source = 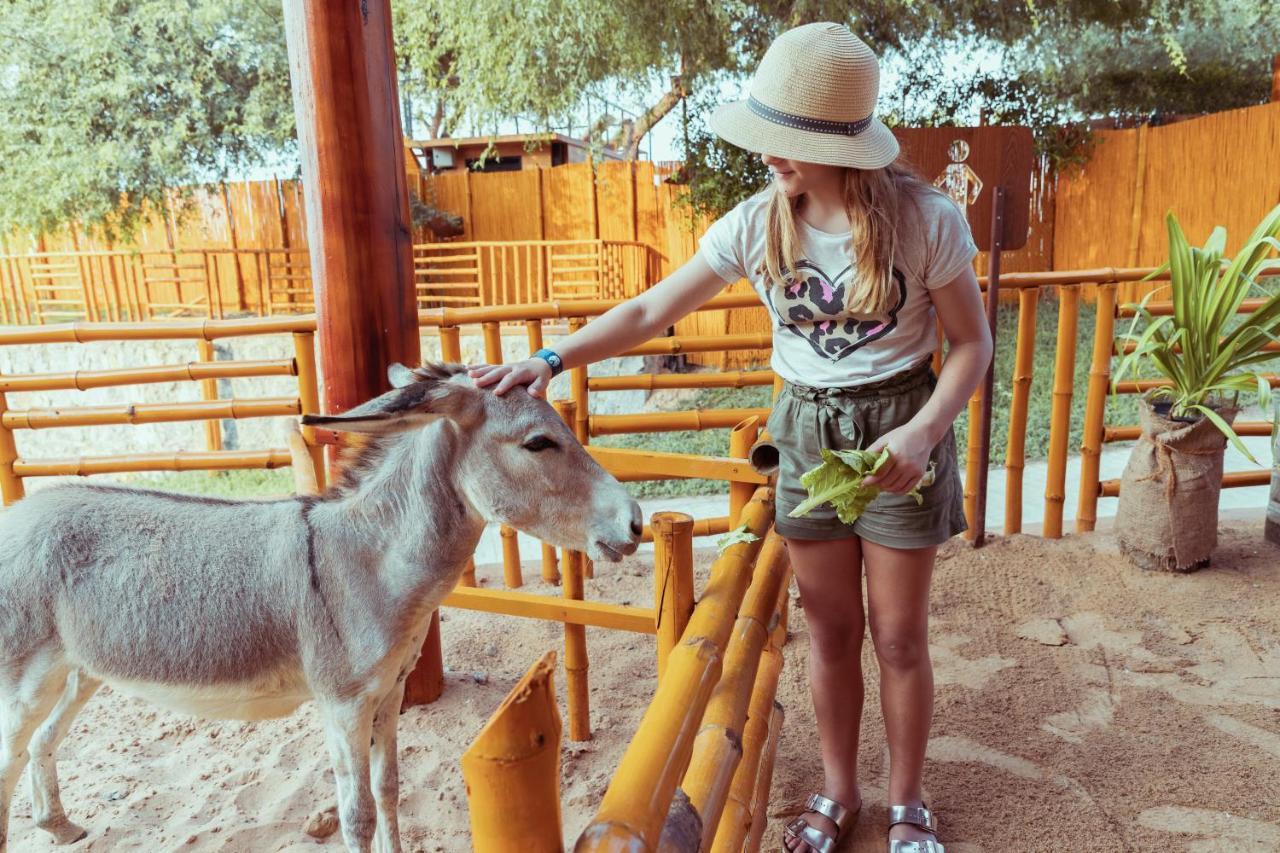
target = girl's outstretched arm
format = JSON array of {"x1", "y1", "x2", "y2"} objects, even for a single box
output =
[
  {"x1": 469, "y1": 254, "x2": 731, "y2": 397},
  {"x1": 865, "y1": 266, "x2": 992, "y2": 493}
]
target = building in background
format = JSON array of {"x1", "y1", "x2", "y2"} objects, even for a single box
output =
[{"x1": 406, "y1": 133, "x2": 623, "y2": 175}]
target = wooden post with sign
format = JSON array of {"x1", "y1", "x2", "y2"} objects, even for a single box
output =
[
  {"x1": 283, "y1": 0, "x2": 442, "y2": 704},
  {"x1": 893, "y1": 127, "x2": 1033, "y2": 547}
]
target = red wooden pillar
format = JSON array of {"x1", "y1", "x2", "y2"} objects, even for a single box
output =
[{"x1": 283, "y1": 0, "x2": 443, "y2": 706}]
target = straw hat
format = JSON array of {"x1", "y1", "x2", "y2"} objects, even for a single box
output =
[{"x1": 709, "y1": 22, "x2": 899, "y2": 169}]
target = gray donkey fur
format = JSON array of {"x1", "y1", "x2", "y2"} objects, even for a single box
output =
[{"x1": 0, "y1": 362, "x2": 642, "y2": 853}]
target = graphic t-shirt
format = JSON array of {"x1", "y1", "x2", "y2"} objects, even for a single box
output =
[{"x1": 698, "y1": 187, "x2": 978, "y2": 387}]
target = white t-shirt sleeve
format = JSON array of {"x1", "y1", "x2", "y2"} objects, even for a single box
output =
[
  {"x1": 923, "y1": 195, "x2": 979, "y2": 290},
  {"x1": 698, "y1": 208, "x2": 749, "y2": 284}
]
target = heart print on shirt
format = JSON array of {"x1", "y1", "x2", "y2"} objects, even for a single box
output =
[{"x1": 764, "y1": 260, "x2": 909, "y2": 362}]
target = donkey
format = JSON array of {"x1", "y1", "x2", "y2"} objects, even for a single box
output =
[{"x1": 0, "y1": 362, "x2": 642, "y2": 853}]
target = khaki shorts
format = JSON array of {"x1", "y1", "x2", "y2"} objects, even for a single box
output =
[{"x1": 768, "y1": 360, "x2": 968, "y2": 549}]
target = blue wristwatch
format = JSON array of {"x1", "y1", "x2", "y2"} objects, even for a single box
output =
[{"x1": 532, "y1": 348, "x2": 564, "y2": 377}]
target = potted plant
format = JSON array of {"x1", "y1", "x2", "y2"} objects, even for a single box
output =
[{"x1": 1112, "y1": 203, "x2": 1280, "y2": 571}]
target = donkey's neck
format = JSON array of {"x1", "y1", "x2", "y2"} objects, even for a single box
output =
[{"x1": 312, "y1": 423, "x2": 485, "y2": 587}]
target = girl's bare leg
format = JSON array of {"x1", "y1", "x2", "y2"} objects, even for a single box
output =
[
  {"x1": 783, "y1": 535, "x2": 866, "y2": 852},
  {"x1": 863, "y1": 539, "x2": 939, "y2": 846}
]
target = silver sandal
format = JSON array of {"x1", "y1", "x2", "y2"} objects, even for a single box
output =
[
  {"x1": 783, "y1": 793, "x2": 860, "y2": 853},
  {"x1": 887, "y1": 803, "x2": 945, "y2": 853}
]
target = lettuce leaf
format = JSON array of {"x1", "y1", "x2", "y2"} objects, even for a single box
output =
[
  {"x1": 715, "y1": 523, "x2": 760, "y2": 554},
  {"x1": 788, "y1": 448, "x2": 937, "y2": 525}
]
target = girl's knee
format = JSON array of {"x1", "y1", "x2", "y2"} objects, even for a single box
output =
[{"x1": 870, "y1": 628, "x2": 928, "y2": 670}]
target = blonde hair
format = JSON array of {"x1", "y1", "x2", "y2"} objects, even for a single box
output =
[{"x1": 762, "y1": 162, "x2": 931, "y2": 314}]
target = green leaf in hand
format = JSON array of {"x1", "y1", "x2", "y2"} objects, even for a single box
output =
[{"x1": 788, "y1": 448, "x2": 937, "y2": 525}]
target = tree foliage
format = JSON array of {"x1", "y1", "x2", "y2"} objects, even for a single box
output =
[{"x1": 0, "y1": 0, "x2": 293, "y2": 237}]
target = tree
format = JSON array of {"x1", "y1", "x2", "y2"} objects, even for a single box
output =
[{"x1": 0, "y1": 0, "x2": 293, "y2": 237}]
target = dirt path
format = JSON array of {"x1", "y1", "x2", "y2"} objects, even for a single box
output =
[{"x1": 7, "y1": 520, "x2": 1277, "y2": 851}]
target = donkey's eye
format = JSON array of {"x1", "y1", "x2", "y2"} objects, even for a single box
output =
[{"x1": 522, "y1": 435, "x2": 558, "y2": 452}]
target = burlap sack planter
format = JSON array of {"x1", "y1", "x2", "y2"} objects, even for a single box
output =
[{"x1": 1115, "y1": 395, "x2": 1237, "y2": 572}]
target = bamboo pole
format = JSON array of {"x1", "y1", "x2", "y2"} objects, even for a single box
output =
[
  {"x1": 0, "y1": 388, "x2": 24, "y2": 506},
  {"x1": 711, "y1": 652, "x2": 783, "y2": 853},
  {"x1": 562, "y1": 547, "x2": 591, "y2": 742},
  {"x1": 461, "y1": 650, "x2": 564, "y2": 851},
  {"x1": 621, "y1": 333, "x2": 772, "y2": 358},
  {"x1": 741, "y1": 703, "x2": 784, "y2": 853},
  {"x1": 1100, "y1": 469, "x2": 1271, "y2": 497},
  {"x1": 439, "y1": 325, "x2": 462, "y2": 362},
  {"x1": 461, "y1": 557, "x2": 477, "y2": 588},
  {"x1": 653, "y1": 512, "x2": 695, "y2": 681},
  {"x1": 575, "y1": 489, "x2": 773, "y2": 850},
  {"x1": 1076, "y1": 284, "x2": 1117, "y2": 533},
  {"x1": 0, "y1": 315, "x2": 316, "y2": 346},
  {"x1": 680, "y1": 532, "x2": 789, "y2": 850},
  {"x1": 962, "y1": 391, "x2": 981, "y2": 539},
  {"x1": 728, "y1": 417, "x2": 760, "y2": 527},
  {"x1": 501, "y1": 526, "x2": 524, "y2": 589},
  {"x1": 14, "y1": 448, "x2": 292, "y2": 477},
  {"x1": 443, "y1": 587, "x2": 655, "y2": 633},
  {"x1": 196, "y1": 340, "x2": 223, "y2": 454},
  {"x1": 1043, "y1": 286, "x2": 1080, "y2": 538},
  {"x1": 1105, "y1": 421, "x2": 1275, "y2": 442},
  {"x1": 591, "y1": 408, "x2": 771, "y2": 436},
  {"x1": 292, "y1": 331, "x2": 326, "y2": 489},
  {"x1": 641, "y1": 515, "x2": 731, "y2": 544},
  {"x1": 287, "y1": 425, "x2": 321, "y2": 497},
  {"x1": 2, "y1": 398, "x2": 301, "y2": 430},
  {"x1": 1004, "y1": 288, "x2": 1038, "y2": 534},
  {"x1": 589, "y1": 371, "x2": 775, "y2": 392},
  {"x1": 482, "y1": 320, "x2": 523, "y2": 586},
  {"x1": 569, "y1": 317, "x2": 590, "y2": 443},
  {"x1": 0, "y1": 360, "x2": 300, "y2": 394}
]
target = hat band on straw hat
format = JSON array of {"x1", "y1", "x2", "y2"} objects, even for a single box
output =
[{"x1": 746, "y1": 96, "x2": 874, "y2": 137}]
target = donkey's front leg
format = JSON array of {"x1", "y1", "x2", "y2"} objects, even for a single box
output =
[
  {"x1": 317, "y1": 695, "x2": 380, "y2": 853},
  {"x1": 370, "y1": 680, "x2": 407, "y2": 853}
]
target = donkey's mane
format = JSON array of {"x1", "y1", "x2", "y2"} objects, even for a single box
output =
[{"x1": 323, "y1": 361, "x2": 468, "y2": 499}]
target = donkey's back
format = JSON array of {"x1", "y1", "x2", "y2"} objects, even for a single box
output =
[{"x1": 0, "y1": 483, "x2": 312, "y2": 707}]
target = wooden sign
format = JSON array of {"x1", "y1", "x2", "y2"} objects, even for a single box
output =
[{"x1": 892, "y1": 126, "x2": 1034, "y2": 251}]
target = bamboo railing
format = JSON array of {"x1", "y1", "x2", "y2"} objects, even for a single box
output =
[{"x1": 0, "y1": 317, "x2": 324, "y2": 504}]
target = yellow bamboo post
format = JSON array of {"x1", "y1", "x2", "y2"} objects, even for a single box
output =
[
  {"x1": 653, "y1": 511, "x2": 695, "y2": 681},
  {"x1": 461, "y1": 650, "x2": 564, "y2": 852},
  {"x1": 1004, "y1": 288, "x2": 1038, "y2": 533},
  {"x1": 740, "y1": 703, "x2": 784, "y2": 853},
  {"x1": 569, "y1": 317, "x2": 590, "y2": 443},
  {"x1": 562, "y1": 547, "x2": 591, "y2": 742},
  {"x1": 681, "y1": 533, "x2": 789, "y2": 849},
  {"x1": 771, "y1": 373, "x2": 784, "y2": 402},
  {"x1": 196, "y1": 339, "x2": 224, "y2": 456},
  {"x1": 482, "y1": 319, "x2": 524, "y2": 586},
  {"x1": 501, "y1": 526, "x2": 524, "y2": 588},
  {"x1": 461, "y1": 556, "x2": 477, "y2": 588},
  {"x1": 1044, "y1": 286, "x2": 1080, "y2": 538},
  {"x1": 1077, "y1": 284, "x2": 1117, "y2": 533},
  {"x1": 541, "y1": 544, "x2": 561, "y2": 585},
  {"x1": 728, "y1": 417, "x2": 760, "y2": 526},
  {"x1": 576, "y1": 490, "x2": 773, "y2": 850},
  {"x1": 962, "y1": 390, "x2": 982, "y2": 539},
  {"x1": 439, "y1": 325, "x2": 463, "y2": 363},
  {"x1": 286, "y1": 425, "x2": 321, "y2": 497},
  {"x1": 292, "y1": 331, "x2": 326, "y2": 490},
  {"x1": 0, "y1": 387, "x2": 24, "y2": 506},
  {"x1": 525, "y1": 317, "x2": 544, "y2": 353},
  {"x1": 711, "y1": 651, "x2": 783, "y2": 853},
  {"x1": 932, "y1": 315, "x2": 945, "y2": 376}
]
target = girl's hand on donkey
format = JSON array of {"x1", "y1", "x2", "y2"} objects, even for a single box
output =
[
  {"x1": 468, "y1": 359, "x2": 552, "y2": 397},
  {"x1": 864, "y1": 423, "x2": 935, "y2": 494}
]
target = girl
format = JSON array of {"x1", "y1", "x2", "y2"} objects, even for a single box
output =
[{"x1": 469, "y1": 22, "x2": 991, "y2": 853}]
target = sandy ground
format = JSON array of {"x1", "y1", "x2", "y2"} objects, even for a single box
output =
[{"x1": 7, "y1": 518, "x2": 1280, "y2": 852}]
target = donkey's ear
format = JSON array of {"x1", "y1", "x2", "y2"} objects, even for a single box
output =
[
  {"x1": 387, "y1": 362, "x2": 419, "y2": 389},
  {"x1": 301, "y1": 373, "x2": 477, "y2": 435}
]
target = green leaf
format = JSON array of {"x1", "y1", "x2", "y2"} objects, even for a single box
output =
[
  {"x1": 714, "y1": 523, "x2": 760, "y2": 554},
  {"x1": 1190, "y1": 404, "x2": 1260, "y2": 465},
  {"x1": 789, "y1": 449, "x2": 937, "y2": 525}
]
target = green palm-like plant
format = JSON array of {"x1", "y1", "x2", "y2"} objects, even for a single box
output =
[{"x1": 1113, "y1": 204, "x2": 1280, "y2": 463}]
